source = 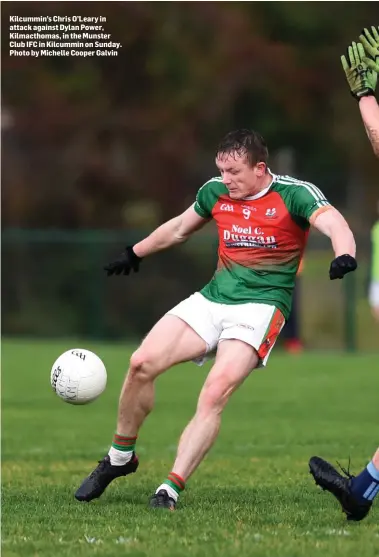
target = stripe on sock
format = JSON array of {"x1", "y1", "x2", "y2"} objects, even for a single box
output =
[
  {"x1": 113, "y1": 439, "x2": 136, "y2": 446},
  {"x1": 368, "y1": 484, "x2": 379, "y2": 501},
  {"x1": 363, "y1": 481, "x2": 378, "y2": 500},
  {"x1": 168, "y1": 473, "x2": 185, "y2": 489},
  {"x1": 112, "y1": 433, "x2": 137, "y2": 452},
  {"x1": 114, "y1": 434, "x2": 137, "y2": 442},
  {"x1": 166, "y1": 472, "x2": 185, "y2": 494},
  {"x1": 367, "y1": 460, "x2": 379, "y2": 481}
]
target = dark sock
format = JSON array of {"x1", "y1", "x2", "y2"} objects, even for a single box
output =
[{"x1": 350, "y1": 460, "x2": 379, "y2": 502}]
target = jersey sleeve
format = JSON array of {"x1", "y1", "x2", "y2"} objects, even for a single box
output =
[
  {"x1": 194, "y1": 179, "x2": 224, "y2": 219},
  {"x1": 289, "y1": 182, "x2": 331, "y2": 221}
]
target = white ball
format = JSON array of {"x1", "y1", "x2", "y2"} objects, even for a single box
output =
[{"x1": 50, "y1": 348, "x2": 107, "y2": 405}]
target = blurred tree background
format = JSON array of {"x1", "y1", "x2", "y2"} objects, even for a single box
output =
[
  {"x1": 1, "y1": 2, "x2": 378, "y2": 348},
  {"x1": 2, "y1": 1, "x2": 378, "y2": 228}
]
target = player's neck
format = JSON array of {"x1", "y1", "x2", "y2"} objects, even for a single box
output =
[{"x1": 244, "y1": 171, "x2": 274, "y2": 199}]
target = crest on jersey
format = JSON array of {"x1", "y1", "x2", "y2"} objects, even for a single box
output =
[
  {"x1": 265, "y1": 208, "x2": 277, "y2": 218},
  {"x1": 220, "y1": 203, "x2": 234, "y2": 212}
]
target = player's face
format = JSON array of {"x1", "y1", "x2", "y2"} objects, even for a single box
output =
[{"x1": 216, "y1": 152, "x2": 266, "y2": 199}]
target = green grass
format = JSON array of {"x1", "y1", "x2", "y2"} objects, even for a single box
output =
[{"x1": 2, "y1": 339, "x2": 379, "y2": 557}]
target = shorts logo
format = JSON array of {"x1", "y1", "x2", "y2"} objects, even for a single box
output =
[{"x1": 237, "y1": 323, "x2": 255, "y2": 331}]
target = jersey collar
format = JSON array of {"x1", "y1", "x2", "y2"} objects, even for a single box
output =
[{"x1": 242, "y1": 169, "x2": 277, "y2": 201}]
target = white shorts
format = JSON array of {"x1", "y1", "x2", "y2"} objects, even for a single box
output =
[
  {"x1": 369, "y1": 281, "x2": 379, "y2": 308},
  {"x1": 166, "y1": 292, "x2": 285, "y2": 368}
]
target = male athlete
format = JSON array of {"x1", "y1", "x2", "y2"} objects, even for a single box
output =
[
  {"x1": 309, "y1": 26, "x2": 379, "y2": 522},
  {"x1": 75, "y1": 128, "x2": 357, "y2": 510}
]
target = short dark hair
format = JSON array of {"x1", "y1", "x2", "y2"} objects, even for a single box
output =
[{"x1": 216, "y1": 129, "x2": 268, "y2": 166}]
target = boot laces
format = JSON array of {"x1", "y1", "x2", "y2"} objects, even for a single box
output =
[{"x1": 336, "y1": 456, "x2": 355, "y2": 480}]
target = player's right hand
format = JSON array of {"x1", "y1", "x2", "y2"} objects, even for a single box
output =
[
  {"x1": 104, "y1": 246, "x2": 142, "y2": 276},
  {"x1": 329, "y1": 254, "x2": 357, "y2": 280},
  {"x1": 360, "y1": 26, "x2": 379, "y2": 74},
  {"x1": 341, "y1": 42, "x2": 377, "y2": 100}
]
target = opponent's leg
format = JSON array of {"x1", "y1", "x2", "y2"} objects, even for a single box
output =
[
  {"x1": 75, "y1": 315, "x2": 207, "y2": 502},
  {"x1": 372, "y1": 448, "x2": 379, "y2": 468},
  {"x1": 349, "y1": 447, "x2": 379, "y2": 504},
  {"x1": 309, "y1": 447, "x2": 379, "y2": 521},
  {"x1": 150, "y1": 339, "x2": 259, "y2": 509}
]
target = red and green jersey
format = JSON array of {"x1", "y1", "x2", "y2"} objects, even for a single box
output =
[{"x1": 194, "y1": 172, "x2": 331, "y2": 319}]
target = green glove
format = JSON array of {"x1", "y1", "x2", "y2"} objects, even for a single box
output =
[
  {"x1": 360, "y1": 26, "x2": 379, "y2": 73},
  {"x1": 341, "y1": 42, "x2": 377, "y2": 100}
]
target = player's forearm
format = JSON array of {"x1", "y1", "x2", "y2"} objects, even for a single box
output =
[
  {"x1": 312, "y1": 208, "x2": 356, "y2": 258},
  {"x1": 133, "y1": 217, "x2": 188, "y2": 258},
  {"x1": 359, "y1": 96, "x2": 379, "y2": 158},
  {"x1": 329, "y1": 225, "x2": 356, "y2": 258}
]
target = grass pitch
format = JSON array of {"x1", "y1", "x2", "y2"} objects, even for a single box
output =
[{"x1": 2, "y1": 339, "x2": 379, "y2": 556}]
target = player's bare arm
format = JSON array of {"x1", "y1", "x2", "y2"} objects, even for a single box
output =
[
  {"x1": 133, "y1": 205, "x2": 209, "y2": 258},
  {"x1": 358, "y1": 27, "x2": 379, "y2": 157},
  {"x1": 104, "y1": 205, "x2": 209, "y2": 276},
  {"x1": 342, "y1": 29, "x2": 379, "y2": 158},
  {"x1": 310, "y1": 207, "x2": 357, "y2": 280},
  {"x1": 310, "y1": 207, "x2": 356, "y2": 258},
  {"x1": 359, "y1": 96, "x2": 379, "y2": 158}
]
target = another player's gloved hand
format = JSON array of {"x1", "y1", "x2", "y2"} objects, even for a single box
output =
[
  {"x1": 104, "y1": 246, "x2": 142, "y2": 276},
  {"x1": 360, "y1": 26, "x2": 379, "y2": 73},
  {"x1": 329, "y1": 254, "x2": 357, "y2": 280},
  {"x1": 341, "y1": 42, "x2": 377, "y2": 100}
]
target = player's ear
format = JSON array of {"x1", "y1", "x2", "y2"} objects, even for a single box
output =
[{"x1": 255, "y1": 162, "x2": 266, "y2": 177}]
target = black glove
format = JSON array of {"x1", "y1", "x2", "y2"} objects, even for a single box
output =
[
  {"x1": 329, "y1": 254, "x2": 357, "y2": 280},
  {"x1": 104, "y1": 246, "x2": 142, "y2": 276}
]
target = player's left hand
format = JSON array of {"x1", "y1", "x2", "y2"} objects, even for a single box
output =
[
  {"x1": 341, "y1": 41, "x2": 377, "y2": 99},
  {"x1": 360, "y1": 26, "x2": 379, "y2": 73},
  {"x1": 329, "y1": 254, "x2": 357, "y2": 280}
]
